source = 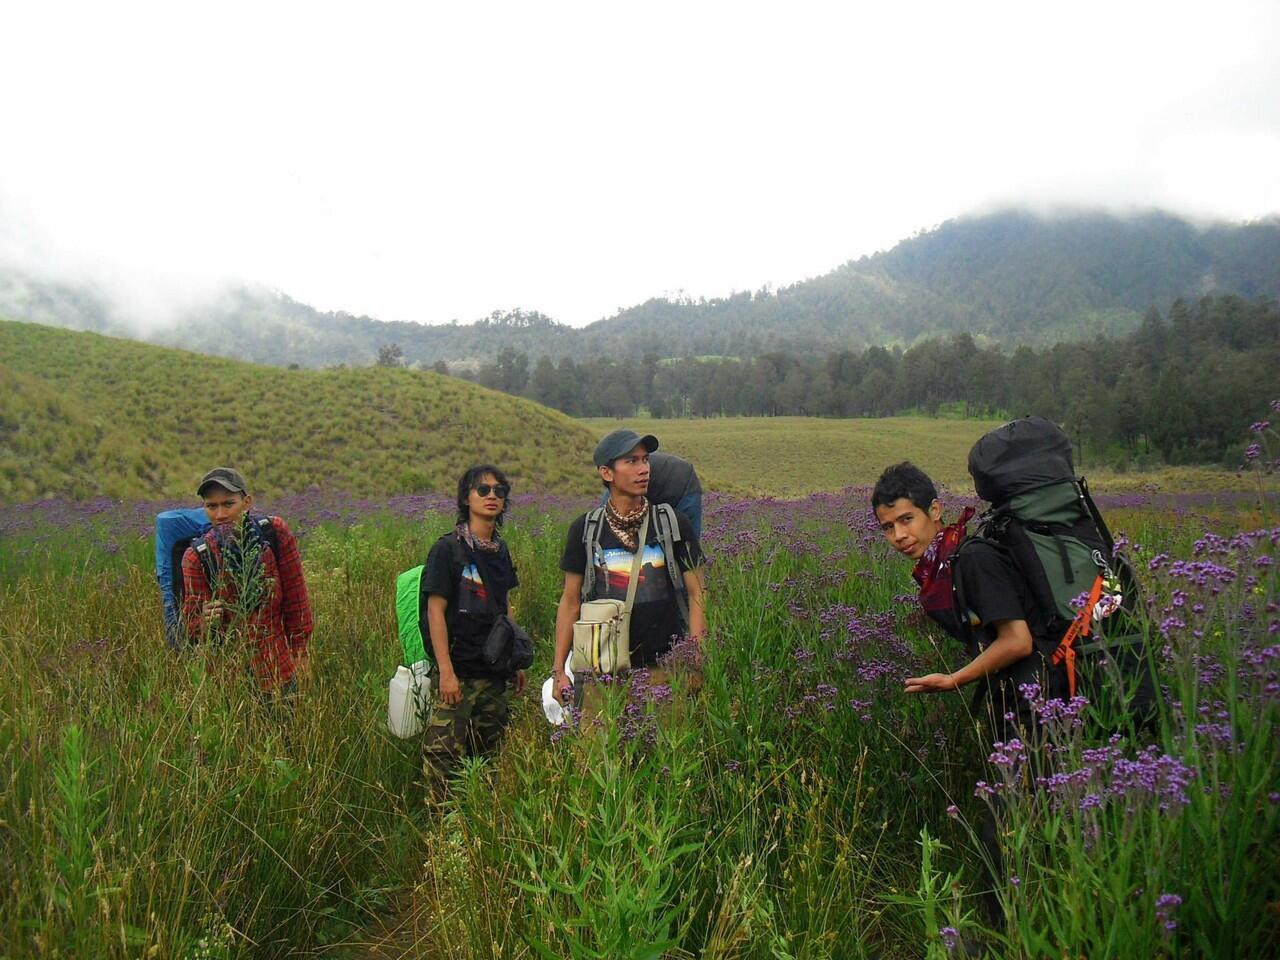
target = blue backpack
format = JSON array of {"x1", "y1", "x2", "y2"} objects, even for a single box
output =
[{"x1": 155, "y1": 509, "x2": 278, "y2": 650}]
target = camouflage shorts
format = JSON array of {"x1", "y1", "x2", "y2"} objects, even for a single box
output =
[{"x1": 421, "y1": 677, "x2": 512, "y2": 789}]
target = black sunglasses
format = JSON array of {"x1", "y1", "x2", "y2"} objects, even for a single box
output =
[{"x1": 475, "y1": 483, "x2": 509, "y2": 498}]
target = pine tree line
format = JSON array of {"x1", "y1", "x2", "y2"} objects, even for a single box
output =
[{"x1": 430, "y1": 295, "x2": 1277, "y2": 467}]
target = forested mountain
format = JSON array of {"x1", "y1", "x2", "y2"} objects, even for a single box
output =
[
  {"x1": 579, "y1": 211, "x2": 1280, "y2": 356},
  {"x1": 2, "y1": 209, "x2": 1277, "y2": 368}
]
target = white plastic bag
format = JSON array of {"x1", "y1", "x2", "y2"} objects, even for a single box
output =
[{"x1": 541, "y1": 659, "x2": 575, "y2": 726}]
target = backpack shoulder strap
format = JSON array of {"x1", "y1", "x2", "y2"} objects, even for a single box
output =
[
  {"x1": 447, "y1": 530, "x2": 470, "y2": 567},
  {"x1": 949, "y1": 533, "x2": 1011, "y2": 641},
  {"x1": 652, "y1": 502, "x2": 690, "y2": 627},
  {"x1": 190, "y1": 536, "x2": 218, "y2": 590},
  {"x1": 256, "y1": 515, "x2": 281, "y2": 562},
  {"x1": 1075, "y1": 477, "x2": 1115, "y2": 555},
  {"x1": 653, "y1": 501, "x2": 683, "y2": 543},
  {"x1": 580, "y1": 507, "x2": 606, "y2": 602}
]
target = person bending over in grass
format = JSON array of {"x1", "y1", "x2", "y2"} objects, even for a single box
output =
[
  {"x1": 552, "y1": 429, "x2": 707, "y2": 710},
  {"x1": 872, "y1": 460, "x2": 1069, "y2": 731},
  {"x1": 873, "y1": 461, "x2": 1067, "y2": 927},
  {"x1": 420, "y1": 465, "x2": 526, "y2": 801},
  {"x1": 181, "y1": 467, "x2": 313, "y2": 704}
]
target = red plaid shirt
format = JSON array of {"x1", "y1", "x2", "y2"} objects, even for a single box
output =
[{"x1": 182, "y1": 515, "x2": 313, "y2": 690}]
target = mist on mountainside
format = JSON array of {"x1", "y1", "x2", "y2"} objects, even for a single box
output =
[{"x1": 1, "y1": 207, "x2": 1277, "y2": 368}]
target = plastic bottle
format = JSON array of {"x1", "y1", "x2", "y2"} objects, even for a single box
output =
[{"x1": 387, "y1": 660, "x2": 432, "y2": 738}]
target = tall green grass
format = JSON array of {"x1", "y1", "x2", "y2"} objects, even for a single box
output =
[{"x1": 1, "y1": 486, "x2": 1276, "y2": 957}]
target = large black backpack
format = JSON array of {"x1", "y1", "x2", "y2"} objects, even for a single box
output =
[{"x1": 958, "y1": 418, "x2": 1151, "y2": 719}]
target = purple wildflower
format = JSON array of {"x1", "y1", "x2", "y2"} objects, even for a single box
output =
[
  {"x1": 988, "y1": 739, "x2": 1026, "y2": 769},
  {"x1": 1155, "y1": 892, "x2": 1182, "y2": 933},
  {"x1": 1109, "y1": 748, "x2": 1196, "y2": 811}
]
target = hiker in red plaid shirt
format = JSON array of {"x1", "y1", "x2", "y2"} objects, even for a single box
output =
[{"x1": 181, "y1": 467, "x2": 313, "y2": 696}]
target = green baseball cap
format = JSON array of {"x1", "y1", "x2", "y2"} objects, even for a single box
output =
[
  {"x1": 197, "y1": 467, "x2": 249, "y2": 497},
  {"x1": 593, "y1": 429, "x2": 658, "y2": 467}
]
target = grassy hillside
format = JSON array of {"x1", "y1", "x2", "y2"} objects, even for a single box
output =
[
  {"x1": 0, "y1": 320, "x2": 599, "y2": 504},
  {"x1": 580, "y1": 416, "x2": 1257, "y2": 496}
]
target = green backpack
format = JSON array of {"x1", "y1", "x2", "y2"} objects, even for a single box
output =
[
  {"x1": 395, "y1": 565, "x2": 428, "y2": 666},
  {"x1": 961, "y1": 418, "x2": 1154, "y2": 727},
  {"x1": 393, "y1": 534, "x2": 489, "y2": 667}
]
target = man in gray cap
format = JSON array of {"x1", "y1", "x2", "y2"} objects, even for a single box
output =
[
  {"x1": 180, "y1": 467, "x2": 313, "y2": 699},
  {"x1": 551, "y1": 429, "x2": 706, "y2": 706}
]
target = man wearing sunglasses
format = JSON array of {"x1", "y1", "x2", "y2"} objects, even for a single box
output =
[{"x1": 419, "y1": 464, "x2": 526, "y2": 799}]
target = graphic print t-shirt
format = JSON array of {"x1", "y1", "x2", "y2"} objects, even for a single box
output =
[
  {"x1": 421, "y1": 534, "x2": 518, "y2": 679},
  {"x1": 561, "y1": 508, "x2": 702, "y2": 667}
]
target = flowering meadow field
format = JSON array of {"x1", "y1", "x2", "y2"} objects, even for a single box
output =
[
  {"x1": 579, "y1": 416, "x2": 1260, "y2": 498},
  {"x1": 1, "y1": 447, "x2": 1277, "y2": 957}
]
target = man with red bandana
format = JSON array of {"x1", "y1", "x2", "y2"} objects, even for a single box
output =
[
  {"x1": 872, "y1": 460, "x2": 1058, "y2": 720},
  {"x1": 873, "y1": 460, "x2": 1062, "y2": 931}
]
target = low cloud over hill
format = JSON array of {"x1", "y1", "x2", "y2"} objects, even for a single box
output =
[{"x1": 1, "y1": 209, "x2": 1277, "y2": 370}]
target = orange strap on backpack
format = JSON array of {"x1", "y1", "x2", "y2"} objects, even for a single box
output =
[{"x1": 1051, "y1": 574, "x2": 1104, "y2": 698}]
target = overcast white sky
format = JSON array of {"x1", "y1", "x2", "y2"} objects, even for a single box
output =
[{"x1": 1, "y1": 1, "x2": 1277, "y2": 329}]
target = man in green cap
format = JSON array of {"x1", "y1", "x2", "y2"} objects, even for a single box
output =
[
  {"x1": 551, "y1": 429, "x2": 706, "y2": 707},
  {"x1": 181, "y1": 467, "x2": 313, "y2": 699}
]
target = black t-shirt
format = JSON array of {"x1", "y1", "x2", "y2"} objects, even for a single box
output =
[
  {"x1": 421, "y1": 534, "x2": 519, "y2": 679},
  {"x1": 950, "y1": 540, "x2": 1050, "y2": 651},
  {"x1": 560, "y1": 508, "x2": 703, "y2": 668},
  {"x1": 929, "y1": 539, "x2": 1062, "y2": 725}
]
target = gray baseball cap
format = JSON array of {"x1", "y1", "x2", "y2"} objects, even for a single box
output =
[
  {"x1": 593, "y1": 429, "x2": 659, "y2": 467},
  {"x1": 197, "y1": 467, "x2": 249, "y2": 497}
]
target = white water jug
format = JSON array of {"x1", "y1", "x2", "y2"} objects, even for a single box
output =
[{"x1": 387, "y1": 660, "x2": 432, "y2": 738}]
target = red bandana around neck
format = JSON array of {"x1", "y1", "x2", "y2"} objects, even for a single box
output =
[{"x1": 911, "y1": 506, "x2": 975, "y2": 616}]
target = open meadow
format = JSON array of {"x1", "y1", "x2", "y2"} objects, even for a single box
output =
[
  {"x1": 2, "y1": 418, "x2": 1277, "y2": 957},
  {"x1": 579, "y1": 416, "x2": 1258, "y2": 498}
]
